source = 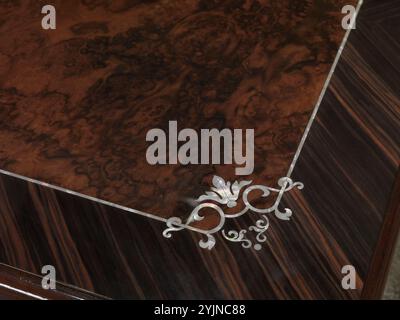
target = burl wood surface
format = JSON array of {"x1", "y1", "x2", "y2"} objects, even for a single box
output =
[
  {"x1": 1, "y1": 0, "x2": 399, "y2": 300},
  {"x1": 0, "y1": 0, "x2": 353, "y2": 222}
]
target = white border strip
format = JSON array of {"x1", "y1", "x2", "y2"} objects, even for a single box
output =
[
  {"x1": 0, "y1": 1, "x2": 363, "y2": 225},
  {"x1": 0, "y1": 169, "x2": 167, "y2": 223},
  {"x1": 286, "y1": 0, "x2": 363, "y2": 177}
]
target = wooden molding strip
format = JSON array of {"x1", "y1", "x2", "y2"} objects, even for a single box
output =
[
  {"x1": 362, "y1": 167, "x2": 400, "y2": 299},
  {"x1": 0, "y1": 264, "x2": 107, "y2": 300}
]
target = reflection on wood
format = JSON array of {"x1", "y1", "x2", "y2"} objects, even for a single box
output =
[
  {"x1": 0, "y1": 0, "x2": 352, "y2": 222},
  {"x1": 0, "y1": 0, "x2": 399, "y2": 300}
]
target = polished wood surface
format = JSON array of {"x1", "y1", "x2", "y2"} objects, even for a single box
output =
[
  {"x1": 0, "y1": 264, "x2": 106, "y2": 300},
  {"x1": 362, "y1": 170, "x2": 400, "y2": 298},
  {"x1": 0, "y1": 0, "x2": 399, "y2": 300},
  {"x1": 0, "y1": 0, "x2": 354, "y2": 224},
  {"x1": 283, "y1": 0, "x2": 400, "y2": 298}
]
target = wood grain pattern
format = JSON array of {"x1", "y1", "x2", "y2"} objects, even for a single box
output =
[
  {"x1": 0, "y1": 0, "x2": 399, "y2": 300},
  {"x1": 0, "y1": 264, "x2": 106, "y2": 300},
  {"x1": 0, "y1": 0, "x2": 354, "y2": 225},
  {"x1": 282, "y1": 0, "x2": 400, "y2": 298},
  {"x1": 362, "y1": 169, "x2": 400, "y2": 298}
]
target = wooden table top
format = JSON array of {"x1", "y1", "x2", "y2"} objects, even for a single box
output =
[{"x1": 0, "y1": 0, "x2": 399, "y2": 299}]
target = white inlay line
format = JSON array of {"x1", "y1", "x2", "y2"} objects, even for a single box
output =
[
  {"x1": 0, "y1": 0, "x2": 363, "y2": 226},
  {"x1": 286, "y1": 0, "x2": 363, "y2": 178}
]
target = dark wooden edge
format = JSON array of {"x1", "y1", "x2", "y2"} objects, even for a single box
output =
[
  {"x1": 1, "y1": 178, "x2": 398, "y2": 300},
  {"x1": 0, "y1": 263, "x2": 108, "y2": 300},
  {"x1": 361, "y1": 166, "x2": 400, "y2": 299}
]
